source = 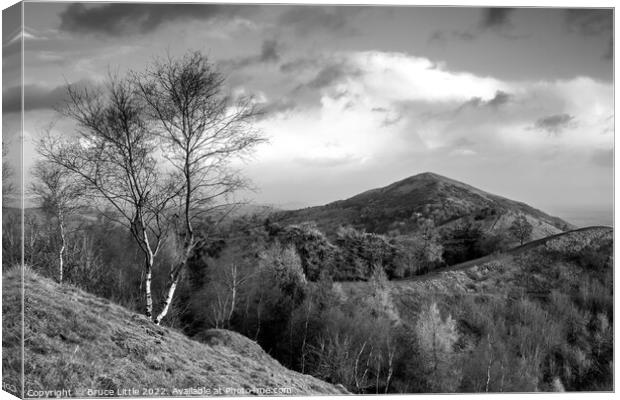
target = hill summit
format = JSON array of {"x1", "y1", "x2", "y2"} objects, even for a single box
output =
[
  {"x1": 276, "y1": 171, "x2": 572, "y2": 238},
  {"x1": 1, "y1": 267, "x2": 347, "y2": 397}
]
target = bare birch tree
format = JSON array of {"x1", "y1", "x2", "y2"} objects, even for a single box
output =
[
  {"x1": 134, "y1": 51, "x2": 266, "y2": 324},
  {"x1": 39, "y1": 76, "x2": 177, "y2": 319},
  {"x1": 29, "y1": 160, "x2": 85, "y2": 283}
]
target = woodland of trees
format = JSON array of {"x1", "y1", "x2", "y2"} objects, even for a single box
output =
[
  {"x1": 1, "y1": 51, "x2": 611, "y2": 393},
  {"x1": 2, "y1": 201, "x2": 612, "y2": 393}
]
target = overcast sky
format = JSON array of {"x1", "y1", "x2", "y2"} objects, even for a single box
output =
[{"x1": 2, "y1": 2, "x2": 614, "y2": 215}]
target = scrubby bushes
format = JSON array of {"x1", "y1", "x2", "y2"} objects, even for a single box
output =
[
  {"x1": 456, "y1": 289, "x2": 613, "y2": 392},
  {"x1": 268, "y1": 222, "x2": 337, "y2": 280},
  {"x1": 452, "y1": 236, "x2": 614, "y2": 392},
  {"x1": 333, "y1": 227, "x2": 398, "y2": 280},
  {"x1": 440, "y1": 221, "x2": 485, "y2": 265},
  {"x1": 391, "y1": 219, "x2": 444, "y2": 277},
  {"x1": 546, "y1": 231, "x2": 613, "y2": 275},
  {"x1": 270, "y1": 217, "x2": 518, "y2": 282},
  {"x1": 267, "y1": 221, "x2": 445, "y2": 281}
]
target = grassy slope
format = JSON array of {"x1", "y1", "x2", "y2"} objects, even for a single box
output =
[{"x1": 2, "y1": 267, "x2": 347, "y2": 396}]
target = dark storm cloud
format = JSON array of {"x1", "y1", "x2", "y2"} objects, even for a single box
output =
[
  {"x1": 3, "y1": 81, "x2": 94, "y2": 113},
  {"x1": 428, "y1": 30, "x2": 476, "y2": 44},
  {"x1": 479, "y1": 8, "x2": 515, "y2": 30},
  {"x1": 565, "y1": 9, "x2": 613, "y2": 36},
  {"x1": 259, "y1": 40, "x2": 280, "y2": 63},
  {"x1": 463, "y1": 98, "x2": 484, "y2": 108},
  {"x1": 307, "y1": 65, "x2": 347, "y2": 89},
  {"x1": 487, "y1": 91, "x2": 512, "y2": 107},
  {"x1": 458, "y1": 90, "x2": 513, "y2": 111},
  {"x1": 58, "y1": 3, "x2": 253, "y2": 36},
  {"x1": 4, "y1": 84, "x2": 64, "y2": 113},
  {"x1": 257, "y1": 98, "x2": 297, "y2": 120},
  {"x1": 219, "y1": 39, "x2": 281, "y2": 70},
  {"x1": 2, "y1": 85, "x2": 21, "y2": 113},
  {"x1": 280, "y1": 57, "x2": 322, "y2": 73},
  {"x1": 304, "y1": 63, "x2": 361, "y2": 90},
  {"x1": 534, "y1": 113, "x2": 575, "y2": 134},
  {"x1": 565, "y1": 9, "x2": 612, "y2": 61},
  {"x1": 278, "y1": 6, "x2": 362, "y2": 35},
  {"x1": 429, "y1": 8, "x2": 517, "y2": 44},
  {"x1": 275, "y1": 59, "x2": 362, "y2": 110}
]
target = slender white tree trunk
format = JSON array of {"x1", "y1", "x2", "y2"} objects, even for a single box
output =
[
  {"x1": 134, "y1": 220, "x2": 156, "y2": 321},
  {"x1": 153, "y1": 178, "x2": 194, "y2": 326},
  {"x1": 154, "y1": 258, "x2": 186, "y2": 325},
  {"x1": 154, "y1": 273, "x2": 179, "y2": 325},
  {"x1": 58, "y1": 218, "x2": 66, "y2": 283},
  {"x1": 145, "y1": 255, "x2": 154, "y2": 320},
  {"x1": 227, "y1": 264, "x2": 238, "y2": 326},
  {"x1": 300, "y1": 301, "x2": 312, "y2": 373},
  {"x1": 485, "y1": 335, "x2": 493, "y2": 392},
  {"x1": 153, "y1": 215, "x2": 194, "y2": 324}
]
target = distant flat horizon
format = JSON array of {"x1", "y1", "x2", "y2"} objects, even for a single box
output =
[
  {"x1": 550, "y1": 205, "x2": 613, "y2": 228},
  {"x1": 9, "y1": 200, "x2": 613, "y2": 229}
]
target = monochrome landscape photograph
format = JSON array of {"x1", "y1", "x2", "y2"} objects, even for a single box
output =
[{"x1": 1, "y1": 2, "x2": 614, "y2": 397}]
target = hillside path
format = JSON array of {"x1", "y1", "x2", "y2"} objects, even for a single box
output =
[{"x1": 402, "y1": 225, "x2": 613, "y2": 283}]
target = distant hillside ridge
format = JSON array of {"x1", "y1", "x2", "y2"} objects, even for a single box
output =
[
  {"x1": 275, "y1": 172, "x2": 573, "y2": 238},
  {"x1": 1, "y1": 267, "x2": 347, "y2": 397}
]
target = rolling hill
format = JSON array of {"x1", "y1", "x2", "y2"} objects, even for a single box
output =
[
  {"x1": 275, "y1": 172, "x2": 572, "y2": 239},
  {"x1": 1, "y1": 267, "x2": 348, "y2": 397}
]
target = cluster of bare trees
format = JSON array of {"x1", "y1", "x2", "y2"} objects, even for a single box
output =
[
  {"x1": 31, "y1": 51, "x2": 265, "y2": 324},
  {"x1": 29, "y1": 161, "x2": 86, "y2": 283}
]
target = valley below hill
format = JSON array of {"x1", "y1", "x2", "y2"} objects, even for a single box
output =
[{"x1": 338, "y1": 226, "x2": 614, "y2": 392}]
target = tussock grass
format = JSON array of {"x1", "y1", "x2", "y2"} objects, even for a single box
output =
[{"x1": 2, "y1": 267, "x2": 347, "y2": 397}]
